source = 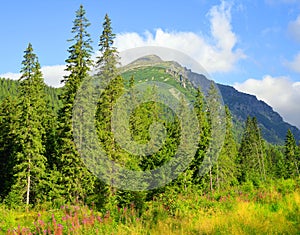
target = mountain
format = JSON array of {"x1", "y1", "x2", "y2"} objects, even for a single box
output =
[
  {"x1": 121, "y1": 55, "x2": 300, "y2": 144},
  {"x1": 1, "y1": 56, "x2": 299, "y2": 144},
  {"x1": 218, "y1": 84, "x2": 300, "y2": 144}
]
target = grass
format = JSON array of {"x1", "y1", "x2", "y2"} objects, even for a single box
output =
[
  {"x1": 122, "y1": 66, "x2": 197, "y2": 101},
  {"x1": 1, "y1": 181, "x2": 300, "y2": 234}
]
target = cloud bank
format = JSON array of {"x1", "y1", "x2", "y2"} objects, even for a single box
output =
[
  {"x1": 0, "y1": 65, "x2": 67, "y2": 88},
  {"x1": 115, "y1": 1, "x2": 245, "y2": 73},
  {"x1": 234, "y1": 75, "x2": 300, "y2": 129}
]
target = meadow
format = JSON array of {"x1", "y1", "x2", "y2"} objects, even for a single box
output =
[{"x1": 1, "y1": 179, "x2": 299, "y2": 235}]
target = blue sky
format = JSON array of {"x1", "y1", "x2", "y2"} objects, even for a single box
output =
[{"x1": 1, "y1": 0, "x2": 300, "y2": 128}]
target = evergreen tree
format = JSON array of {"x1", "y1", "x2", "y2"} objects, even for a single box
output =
[
  {"x1": 284, "y1": 129, "x2": 299, "y2": 178},
  {"x1": 96, "y1": 14, "x2": 119, "y2": 80},
  {"x1": 216, "y1": 106, "x2": 237, "y2": 188},
  {"x1": 169, "y1": 94, "x2": 196, "y2": 194},
  {"x1": 5, "y1": 43, "x2": 48, "y2": 206},
  {"x1": 56, "y1": 5, "x2": 95, "y2": 203},
  {"x1": 216, "y1": 106, "x2": 238, "y2": 190},
  {"x1": 95, "y1": 13, "x2": 125, "y2": 206},
  {"x1": 238, "y1": 116, "x2": 266, "y2": 184},
  {"x1": 265, "y1": 144, "x2": 285, "y2": 179},
  {"x1": 204, "y1": 82, "x2": 226, "y2": 191},
  {"x1": 190, "y1": 88, "x2": 210, "y2": 184}
]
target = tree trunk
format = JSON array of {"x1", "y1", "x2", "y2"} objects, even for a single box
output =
[
  {"x1": 209, "y1": 166, "x2": 213, "y2": 192},
  {"x1": 26, "y1": 159, "x2": 31, "y2": 205},
  {"x1": 216, "y1": 164, "x2": 220, "y2": 191}
]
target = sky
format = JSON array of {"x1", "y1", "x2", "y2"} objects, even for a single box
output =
[{"x1": 0, "y1": 0, "x2": 300, "y2": 129}]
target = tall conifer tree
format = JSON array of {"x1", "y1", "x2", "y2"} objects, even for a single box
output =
[
  {"x1": 238, "y1": 116, "x2": 266, "y2": 183},
  {"x1": 95, "y1": 14, "x2": 125, "y2": 203},
  {"x1": 56, "y1": 5, "x2": 95, "y2": 202},
  {"x1": 284, "y1": 129, "x2": 299, "y2": 178},
  {"x1": 190, "y1": 88, "x2": 210, "y2": 184},
  {"x1": 5, "y1": 43, "x2": 47, "y2": 206},
  {"x1": 205, "y1": 83, "x2": 225, "y2": 191},
  {"x1": 216, "y1": 106, "x2": 238, "y2": 189}
]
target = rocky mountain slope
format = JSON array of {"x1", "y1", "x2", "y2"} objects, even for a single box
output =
[{"x1": 122, "y1": 55, "x2": 300, "y2": 144}]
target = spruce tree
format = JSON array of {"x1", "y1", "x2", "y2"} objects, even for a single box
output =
[
  {"x1": 216, "y1": 106, "x2": 238, "y2": 189},
  {"x1": 96, "y1": 14, "x2": 119, "y2": 80},
  {"x1": 56, "y1": 5, "x2": 95, "y2": 203},
  {"x1": 95, "y1": 13, "x2": 126, "y2": 204},
  {"x1": 190, "y1": 88, "x2": 210, "y2": 184},
  {"x1": 265, "y1": 144, "x2": 285, "y2": 179},
  {"x1": 5, "y1": 43, "x2": 47, "y2": 206},
  {"x1": 284, "y1": 129, "x2": 299, "y2": 178},
  {"x1": 204, "y1": 82, "x2": 226, "y2": 191},
  {"x1": 238, "y1": 116, "x2": 266, "y2": 184}
]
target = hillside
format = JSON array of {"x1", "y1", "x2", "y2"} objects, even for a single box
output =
[
  {"x1": 0, "y1": 77, "x2": 62, "y2": 114},
  {"x1": 218, "y1": 85, "x2": 300, "y2": 144},
  {"x1": 121, "y1": 55, "x2": 300, "y2": 144}
]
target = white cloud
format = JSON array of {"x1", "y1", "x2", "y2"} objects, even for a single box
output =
[
  {"x1": 0, "y1": 65, "x2": 67, "y2": 88},
  {"x1": 288, "y1": 15, "x2": 300, "y2": 43},
  {"x1": 114, "y1": 0, "x2": 245, "y2": 73},
  {"x1": 41, "y1": 65, "x2": 67, "y2": 87},
  {"x1": 234, "y1": 75, "x2": 300, "y2": 129},
  {"x1": 0, "y1": 72, "x2": 21, "y2": 81},
  {"x1": 284, "y1": 52, "x2": 300, "y2": 73}
]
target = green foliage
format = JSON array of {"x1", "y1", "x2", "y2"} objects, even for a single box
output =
[
  {"x1": 96, "y1": 14, "x2": 119, "y2": 80},
  {"x1": 276, "y1": 178, "x2": 296, "y2": 195},
  {"x1": 0, "y1": 77, "x2": 62, "y2": 114},
  {"x1": 190, "y1": 88, "x2": 210, "y2": 185},
  {"x1": 217, "y1": 106, "x2": 238, "y2": 189},
  {"x1": 55, "y1": 5, "x2": 95, "y2": 203},
  {"x1": 238, "y1": 116, "x2": 267, "y2": 184},
  {"x1": 218, "y1": 84, "x2": 300, "y2": 145},
  {"x1": 1, "y1": 9, "x2": 300, "y2": 233},
  {"x1": 4, "y1": 43, "x2": 49, "y2": 206},
  {"x1": 0, "y1": 97, "x2": 18, "y2": 200},
  {"x1": 94, "y1": 14, "x2": 125, "y2": 203},
  {"x1": 265, "y1": 144, "x2": 286, "y2": 179},
  {"x1": 284, "y1": 129, "x2": 300, "y2": 178},
  {"x1": 0, "y1": 78, "x2": 18, "y2": 100},
  {"x1": 2, "y1": 180, "x2": 300, "y2": 234}
]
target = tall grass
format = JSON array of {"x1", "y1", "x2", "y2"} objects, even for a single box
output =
[{"x1": 1, "y1": 180, "x2": 300, "y2": 234}]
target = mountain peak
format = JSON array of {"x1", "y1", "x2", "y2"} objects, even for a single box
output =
[
  {"x1": 133, "y1": 54, "x2": 163, "y2": 63},
  {"x1": 121, "y1": 54, "x2": 186, "y2": 75}
]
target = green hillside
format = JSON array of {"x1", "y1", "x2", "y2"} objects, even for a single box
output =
[
  {"x1": 0, "y1": 77, "x2": 62, "y2": 114},
  {"x1": 120, "y1": 55, "x2": 300, "y2": 144}
]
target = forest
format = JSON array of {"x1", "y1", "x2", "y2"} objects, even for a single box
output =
[{"x1": 0, "y1": 5, "x2": 300, "y2": 234}]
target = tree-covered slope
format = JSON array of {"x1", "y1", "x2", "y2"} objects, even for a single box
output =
[
  {"x1": 0, "y1": 77, "x2": 62, "y2": 113},
  {"x1": 121, "y1": 55, "x2": 300, "y2": 144}
]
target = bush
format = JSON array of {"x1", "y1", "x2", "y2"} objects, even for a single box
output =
[
  {"x1": 241, "y1": 180, "x2": 255, "y2": 194},
  {"x1": 276, "y1": 179, "x2": 296, "y2": 195}
]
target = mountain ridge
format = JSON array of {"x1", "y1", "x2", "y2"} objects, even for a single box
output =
[{"x1": 122, "y1": 55, "x2": 300, "y2": 144}]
